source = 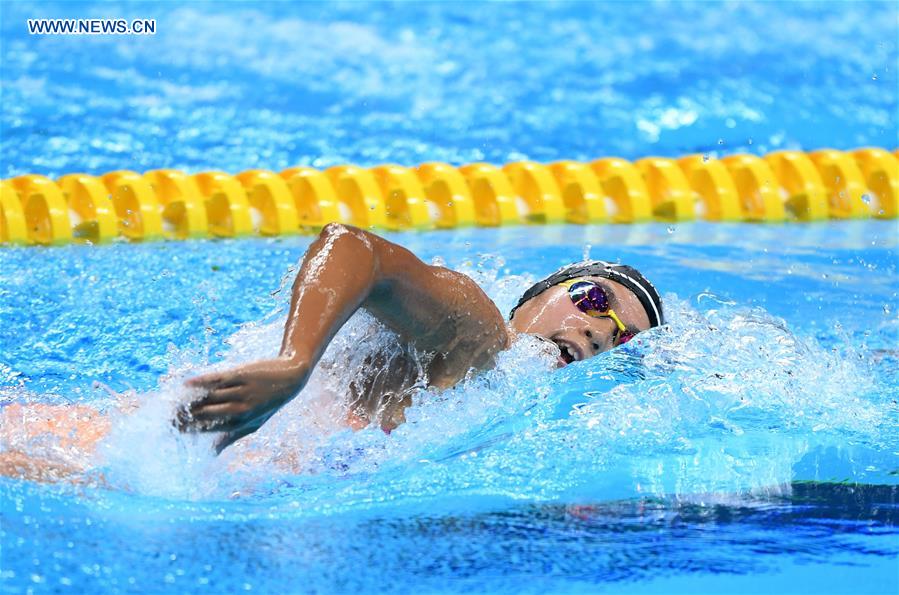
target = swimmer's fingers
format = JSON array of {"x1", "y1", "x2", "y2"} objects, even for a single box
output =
[
  {"x1": 192, "y1": 401, "x2": 250, "y2": 423},
  {"x1": 185, "y1": 371, "x2": 241, "y2": 391},
  {"x1": 176, "y1": 401, "x2": 248, "y2": 433},
  {"x1": 189, "y1": 385, "x2": 245, "y2": 409}
]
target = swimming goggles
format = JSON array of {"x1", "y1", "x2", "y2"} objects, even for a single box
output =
[{"x1": 559, "y1": 279, "x2": 635, "y2": 346}]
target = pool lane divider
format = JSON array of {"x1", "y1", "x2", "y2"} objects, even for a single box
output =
[{"x1": 1, "y1": 148, "x2": 896, "y2": 246}]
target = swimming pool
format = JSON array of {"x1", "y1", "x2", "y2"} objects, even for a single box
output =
[{"x1": 2, "y1": 1, "x2": 897, "y2": 593}]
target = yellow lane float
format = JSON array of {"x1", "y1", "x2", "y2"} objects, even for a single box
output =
[
  {"x1": 193, "y1": 171, "x2": 253, "y2": 238},
  {"x1": 143, "y1": 169, "x2": 209, "y2": 239},
  {"x1": 676, "y1": 155, "x2": 743, "y2": 221},
  {"x1": 458, "y1": 162, "x2": 520, "y2": 226},
  {"x1": 0, "y1": 181, "x2": 28, "y2": 245},
  {"x1": 416, "y1": 162, "x2": 477, "y2": 228},
  {"x1": 10, "y1": 175, "x2": 73, "y2": 245},
  {"x1": 589, "y1": 158, "x2": 654, "y2": 223},
  {"x1": 2, "y1": 147, "x2": 895, "y2": 245}
]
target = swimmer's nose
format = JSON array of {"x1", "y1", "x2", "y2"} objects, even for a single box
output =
[{"x1": 583, "y1": 328, "x2": 602, "y2": 354}]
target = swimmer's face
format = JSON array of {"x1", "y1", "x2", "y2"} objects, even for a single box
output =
[{"x1": 509, "y1": 276, "x2": 651, "y2": 367}]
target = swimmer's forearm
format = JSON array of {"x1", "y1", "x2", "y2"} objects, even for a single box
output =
[
  {"x1": 278, "y1": 223, "x2": 379, "y2": 368},
  {"x1": 181, "y1": 224, "x2": 382, "y2": 443}
]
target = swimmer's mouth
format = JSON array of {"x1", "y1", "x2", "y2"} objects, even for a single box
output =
[{"x1": 552, "y1": 338, "x2": 581, "y2": 366}]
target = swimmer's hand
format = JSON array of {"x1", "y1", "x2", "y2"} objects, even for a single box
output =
[{"x1": 178, "y1": 358, "x2": 309, "y2": 452}]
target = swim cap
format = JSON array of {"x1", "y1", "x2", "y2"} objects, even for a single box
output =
[{"x1": 509, "y1": 260, "x2": 664, "y2": 327}]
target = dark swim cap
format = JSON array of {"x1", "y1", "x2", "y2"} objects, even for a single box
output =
[{"x1": 509, "y1": 260, "x2": 665, "y2": 327}]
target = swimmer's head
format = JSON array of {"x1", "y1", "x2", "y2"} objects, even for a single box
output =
[{"x1": 508, "y1": 261, "x2": 664, "y2": 366}]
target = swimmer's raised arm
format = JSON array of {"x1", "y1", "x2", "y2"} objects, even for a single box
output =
[{"x1": 182, "y1": 223, "x2": 509, "y2": 450}]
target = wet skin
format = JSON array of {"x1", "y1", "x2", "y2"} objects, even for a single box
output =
[
  {"x1": 508, "y1": 277, "x2": 652, "y2": 366},
  {"x1": 183, "y1": 224, "x2": 657, "y2": 451},
  {"x1": 183, "y1": 223, "x2": 509, "y2": 450}
]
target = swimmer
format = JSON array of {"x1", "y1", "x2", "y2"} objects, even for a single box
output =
[
  {"x1": 0, "y1": 224, "x2": 663, "y2": 480},
  {"x1": 180, "y1": 223, "x2": 664, "y2": 450}
]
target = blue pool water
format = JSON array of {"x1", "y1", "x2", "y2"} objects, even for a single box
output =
[{"x1": 1, "y1": 2, "x2": 898, "y2": 594}]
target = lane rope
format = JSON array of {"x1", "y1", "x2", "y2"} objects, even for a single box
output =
[{"x1": 1, "y1": 148, "x2": 897, "y2": 245}]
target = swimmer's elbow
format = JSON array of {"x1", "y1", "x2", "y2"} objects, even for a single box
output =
[
  {"x1": 316, "y1": 224, "x2": 449, "y2": 305},
  {"x1": 318, "y1": 223, "x2": 412, "y2": 287},
  {"x1": 319, "y1": 221, "x2": 352, "y2": 238},
  {"x1": 316, "y1": 223, "x2": 378, "y2": 270},
  {"x1": 319, "y1": 223, "x2": 375, "y2": 255}
]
